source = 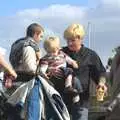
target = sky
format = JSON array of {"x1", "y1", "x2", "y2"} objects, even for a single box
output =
[
  {"x1": 0, "y1": 0, "x2": 89, "y2": 16},
  {"x1": 0, "y1": 0, "x2": 120, "y2": 66}
]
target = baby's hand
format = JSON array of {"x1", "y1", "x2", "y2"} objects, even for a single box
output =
[
  {"x1": 40, "y1": 73, "x2": 49, "y2": 80},
  {"x1": 72, "y1": 61, "x2": 79, "y2": 69},
  {"x1": 45, "y1": 73, "x2": 50, "y2": 80}
]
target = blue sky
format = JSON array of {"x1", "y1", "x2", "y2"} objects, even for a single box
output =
[
  {"x1": 0, "y1": 0, "x2": 89, "y2": 16},
  {"x1": 0, "y1": 0, "x2": 120, "y2": 65}
]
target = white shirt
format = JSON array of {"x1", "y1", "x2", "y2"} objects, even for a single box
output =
[{"x1": 15, "y1": 46, "x2": 37, "y2": 74}]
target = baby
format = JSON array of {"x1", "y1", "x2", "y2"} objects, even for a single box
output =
[{"x1": 39, "y1": 36, "x2": 82, "y2": 102}]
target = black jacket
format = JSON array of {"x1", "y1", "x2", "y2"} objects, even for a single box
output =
[{"x1": 62, "y1": 45, "x2": 106, "y2": 105}]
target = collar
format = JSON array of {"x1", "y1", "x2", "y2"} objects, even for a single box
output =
[{"x1": 27, "y1": 37, "x2": 37, "y2": 44}]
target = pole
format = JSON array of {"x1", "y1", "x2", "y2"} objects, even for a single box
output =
[{"x1": 88, "y1": 22, "x2": 91, "y2": 48}]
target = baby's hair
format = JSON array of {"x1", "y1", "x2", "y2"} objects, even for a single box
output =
[{"x1": 44, "y1": 36, "x2": 60, "y2": 53}]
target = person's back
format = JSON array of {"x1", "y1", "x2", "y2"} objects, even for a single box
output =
[{"x1": 105, "y1": 48, "x2": 120, "y2": 120}]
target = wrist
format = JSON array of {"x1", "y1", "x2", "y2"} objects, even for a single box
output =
[{"x1": 99, "y1": 76, "x2": 106, "y2": 85}]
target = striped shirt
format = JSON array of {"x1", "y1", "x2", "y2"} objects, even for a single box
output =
[{"x1": 39, "y1": 50, "x2": 75, "y2": 78}]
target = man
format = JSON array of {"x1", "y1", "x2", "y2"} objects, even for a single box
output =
[
  {"x1": 105, "y1": 48, "x2": 120, "y2": 120},
  {"x1": 62, "y1": 23, "x2": 107, "y2": 120},
  {"x1": 8, "y1": 23, "x2": 44, "y2": 94}
]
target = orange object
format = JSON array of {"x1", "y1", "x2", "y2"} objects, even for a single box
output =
[{"x1": 96, "y1": 86, "x2": 105, "y2": 101}]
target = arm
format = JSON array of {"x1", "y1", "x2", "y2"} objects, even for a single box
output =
[
  {"x1": 0, "y1": 53, "x2": 17, "y2": 78},
  {"x1": 63, "y1": 52, "x2": 79, "y2": 68},
  {"x1": 108, "y1": 51, "x2": 120, "y2": 86},
  {"x1": 89, "y1": 51, "x2": 107, "y2": 93},
  {"x1": 89, "y1": 51, "x2": 106, "y2": 85},
  {"x1": 36, "y1": 51, "x2": 41, "y2": 65},
  {"x1": 39, "y1": 60, "x2": 49, "y2": 80}
]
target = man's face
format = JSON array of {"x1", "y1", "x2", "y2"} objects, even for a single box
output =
[
  {"x1": 66, "y1": 37, "x2": 83, "y2": 52},
  {"x1": 34, "y1": 31, "x2": 44, "y2": 43}
]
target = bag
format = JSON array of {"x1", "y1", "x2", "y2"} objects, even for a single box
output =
[{"x1": 9, "y1": 38, "x2": 25, "y2": 68}]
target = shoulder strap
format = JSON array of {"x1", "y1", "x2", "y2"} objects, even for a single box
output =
[
  {"x1": 9, "y1": 38, "x2": 25, "y2": 64},
  {"x1": 24, "y1": 38, "x2": 40, "y2": 52}
]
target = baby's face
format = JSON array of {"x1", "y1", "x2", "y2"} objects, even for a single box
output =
[
  {"x1": 50, "y1": 46, "x2": 60, "y2": 55},
  {"x1": 53, "y1": 47, "x2": 59, "y2": 53},
  {"x1": 48, "y1": 39, "x2": 60, "y2": 55}
]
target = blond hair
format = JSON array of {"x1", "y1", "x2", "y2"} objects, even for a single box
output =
[
  {"x1": 44, "y1": 36, "x2": 60, "y2": 53},
  {"x1": 64, "y1": 23, "x2": 85, "y2": 40}
]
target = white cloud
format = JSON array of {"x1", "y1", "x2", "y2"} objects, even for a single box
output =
[
  {"x1": 0, "y1": 4, "x2": 88, "y2": 53},
  {"x1": 101, "y1": 0, "x2": 120, "y2": 7},
  {"x1": 17, "y1": 4, "x2": 87, "y2": 20},
  {"x1": 0, "y1": 47, "x2": 6, "y2": 56},
  {"x1": 0, "y1": 2, "x2": 120, "y2": 65},
  {"x1": 86, "y1": 0, "x2": 120, "y2": 65}
]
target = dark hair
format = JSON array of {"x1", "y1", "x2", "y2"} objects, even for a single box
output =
[{"x1": 26, "y1": 23, "x2": 44, "y2": 37}]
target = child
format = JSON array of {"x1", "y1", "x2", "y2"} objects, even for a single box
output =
[{"x1": 39, "y1": 36, "x2": 82, "y2": 102}]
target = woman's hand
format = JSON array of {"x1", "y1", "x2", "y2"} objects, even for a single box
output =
[{"x1": 4, "y1": 72, "x2": 16, "y2": 88}]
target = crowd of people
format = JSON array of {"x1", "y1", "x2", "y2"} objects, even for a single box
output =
[{"x1": 0, "y1": 22, "x2": 119, "y2": 120}]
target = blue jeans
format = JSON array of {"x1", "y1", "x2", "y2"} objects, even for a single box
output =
[
  {"x1": 27, "y1": 79, "x2": 41, "y2": 120},
  {"x1": 72, "y1": 104, "x2": 88, "y2": 120}
]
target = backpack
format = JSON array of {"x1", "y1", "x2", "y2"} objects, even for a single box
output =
[{"x1": 9, "y1": 37, "x2": 39, "y2": 68}]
